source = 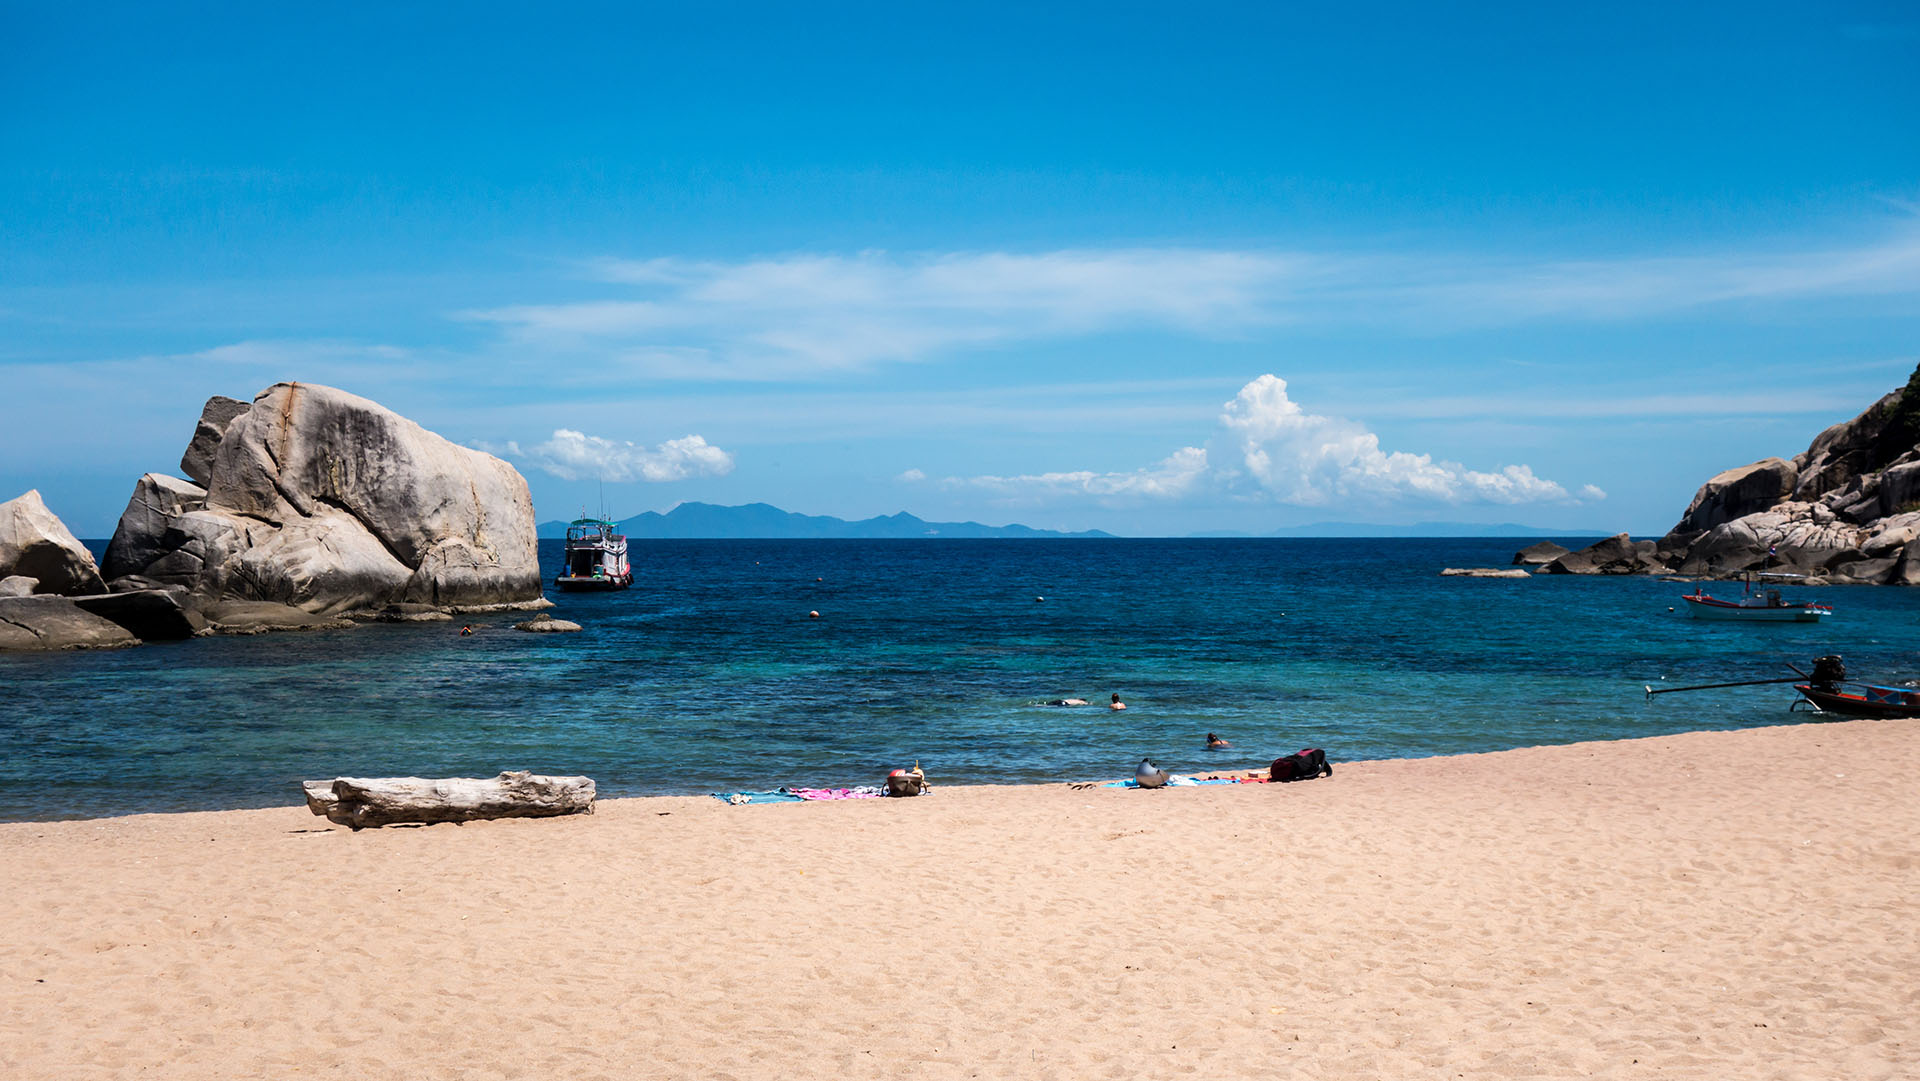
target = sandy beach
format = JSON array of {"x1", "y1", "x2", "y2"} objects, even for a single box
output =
[{"x1": 3, "y1": 719, "x2": 1915, "y2": 1080}]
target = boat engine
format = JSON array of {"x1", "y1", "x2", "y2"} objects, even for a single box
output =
[{"x1": 1810, "y1": 655, "x2": 1847, "y2": 692}]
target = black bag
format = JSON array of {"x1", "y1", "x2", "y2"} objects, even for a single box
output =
[{"x1": 1270, "y1": 748, "x2": 1332, "y2": 782}]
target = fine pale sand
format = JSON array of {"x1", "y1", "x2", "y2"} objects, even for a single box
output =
[{"x1": 3, "y1": 721, "x2": 1916, "y2": 1080}]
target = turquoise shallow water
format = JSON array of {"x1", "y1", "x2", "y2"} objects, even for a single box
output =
[{"x1": 3, "y1": 537, "x2": 1916, "y2": 821}]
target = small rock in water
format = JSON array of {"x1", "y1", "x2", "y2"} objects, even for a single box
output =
[{"x1": 515, "y1": 613, "x2": 582, "y2": 633}]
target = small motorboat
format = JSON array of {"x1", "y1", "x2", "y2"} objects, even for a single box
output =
[
  {"x1": 555, "y1": 518, "x2": 633, "y2": 591},
  {"x1": 1678, "y1": 572, "x2": 1831, "y2": 622}
]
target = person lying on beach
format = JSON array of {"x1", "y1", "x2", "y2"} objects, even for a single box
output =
[
  {"x1": 1206, "y1": 732, "x2": 1231, "y2": 749},
  {"x1": 1109, "y1": 693, "x2": 1127, "y2": 711}
]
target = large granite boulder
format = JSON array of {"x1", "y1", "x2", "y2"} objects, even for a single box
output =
[
  {"x1": 1668, "y1": 458, "x2": 1798, "y2": 538},
  {"x1": 179, "y1": 395, "x2": 251, "y2": 487},
  {"x1": 104, "y1": 383, "x2": 543, "y2": 615},
  {"x1": 1512, "y1": 541, "x2": 1569, "y2": 566},
  {"x1": 1790, "y1": 387, "x2": 1907, "y2": 504},
  {"x1": 101, "y1": 473, "x2": 208, "y2": 581},
  {"x1": 0, "y1": 490, "x2": 106, "y2": 596},
  {"x1": 0, "y1": 595, "x2": 139, "y2": 650}
]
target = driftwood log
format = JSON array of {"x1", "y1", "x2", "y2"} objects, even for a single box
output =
[{"x1": 302, "y1": 770, "x2": 596, "y2": 829}]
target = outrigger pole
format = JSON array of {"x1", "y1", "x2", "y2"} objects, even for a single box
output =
[{"x1": 1644, "y1": 674, "x2": 1805, "y2": 698}]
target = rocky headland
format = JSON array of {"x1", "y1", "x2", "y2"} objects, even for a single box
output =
[
  {"x1": 1, "y1": 382, "x2": 548, "y2": 650},
  {"x1": 1525, "y1": 365, "x2": 1920, "y2": 585}
]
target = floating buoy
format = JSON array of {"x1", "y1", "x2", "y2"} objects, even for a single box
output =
[
  {"x1": 816, "y1": 577, "x2": 823, "y2": 582},
  {"x1": 809, "y1": 610, "x2": 820, "y2": 619},
  {"x1": 1035, "y1": 596, "x2": 1044, "y2": 602}
]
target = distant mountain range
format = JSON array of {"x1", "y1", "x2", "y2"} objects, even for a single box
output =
[
  {"x1": 537, "y1": 502, "x2": 1117, "y2": 539},
  {"x1": 537, "y1": 502, "x2": 1611, "y2": 540},
  {"x1": 1197, "y1": 521, "x2": 1617, "y2": 539}
]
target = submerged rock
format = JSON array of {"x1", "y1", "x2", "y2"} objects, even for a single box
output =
[
  {"x1": 0, "y1": 490, "x2": 106, "y2": 596},
  {"x1": 1440, "y1": 567, "x2": 1531, "y2": 578}
]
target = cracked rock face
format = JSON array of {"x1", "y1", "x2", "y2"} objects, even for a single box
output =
[
  {"x1": 0, "y1": 489, "x2": 106, "y2": 596},
  {"x1": 104, "y1": 383, "x2": 543, "y2": 614}
]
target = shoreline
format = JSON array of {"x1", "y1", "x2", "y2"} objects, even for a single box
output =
[
  {"x1": 5, "y1": 718, "x2": 1915, "y2": 1078},
  {"x1": 0, "y1": 715, "x2": 1879, "y2": 825}
]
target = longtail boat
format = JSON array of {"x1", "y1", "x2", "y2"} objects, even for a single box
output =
[{"x1": 1679, "y1": 572, "x2": 1830, "y2": 622}]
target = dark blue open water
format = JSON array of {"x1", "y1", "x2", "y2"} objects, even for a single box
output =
[{"x1": 3, "y1": 538, "x2": 1916, "y2": 821}]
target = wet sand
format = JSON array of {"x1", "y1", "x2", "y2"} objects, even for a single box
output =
[{"x1": 3, "y1": 719, "x2": 1915, "y2": 1079}]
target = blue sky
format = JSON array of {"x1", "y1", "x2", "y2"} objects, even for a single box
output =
[{"x1": 4, "y1": 1, "x2": 1917, "y2": 536}]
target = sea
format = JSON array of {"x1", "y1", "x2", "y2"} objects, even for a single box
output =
[{"x1": 3, "y1": 537, "x2": 1916, "y2": 822}]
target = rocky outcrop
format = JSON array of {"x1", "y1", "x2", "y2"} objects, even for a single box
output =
[
  {"x1": 104, "y1": 383, "x2": 544, "y2": 616},
  {"x1": 179, "y1": 395, "x2": 251, "y2": 487},
  {"x1": 1528, "y1": 364, "x2": 1920, "y2": 584},
  {"x1": 1668, "y1": 458, "x2": 1798, "y2": 538},
  {"x1": 0, "y1": 490, "x2": 106, "y2": 596},
  {"x1": 1540, "y1": 533, "x2": 1670, "y2": 576},
  {"x1": 102, "y1": 473, "x2": 208, "y2": 581},
  {"x1": 0, "y1": 596, "x2": 140, "y2": 650},
  {"x1": 1511, "y1": 541, "x2": 1569, "y2": 566},
  {"x1": 71, "y1": 590, "x2": 207, "y2": 641}
]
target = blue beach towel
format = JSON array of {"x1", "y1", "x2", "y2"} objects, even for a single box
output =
[
  {"x1": 1101, "y1": 775, "x2": 1237, "y2": 788},
  {"x1": 710, "y1": 789, "x2": 807, "y2": 805}
]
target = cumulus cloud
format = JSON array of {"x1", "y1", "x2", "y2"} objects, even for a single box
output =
[
  {"x1": 933, "y1": 375, "x2": 1601, "y2": 509},
  {"x1": 505, "y1": 429, "x2": 735, "y2": 482},
  {"x1": 1218, "y1": 375, "x2": 1574, "y2": 505}
]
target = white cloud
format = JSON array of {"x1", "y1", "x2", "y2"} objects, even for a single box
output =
[
  {"x1": 508, "y1": 429, "x2": 735, "y2": 483},
  {"x1": 948, "y1": 446, "x2": 1211, "y2": 502},
  {"x1": 460, "y1": 249, "x2": 1309, "y2": 377},
  {"x1": 448, "y1": 226, "x2": 1920, "y2": 380},
  {"x1": 1218, "y1": 375, "x2": 1575, "y2": 505},
  {"x1": 897, "y1": 468, "x2": 926, "y2": 482},
  {"x1": 935, "y1": 375, "x2": 1602, "y2": 509}
]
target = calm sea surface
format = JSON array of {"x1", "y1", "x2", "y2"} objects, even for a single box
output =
[{"x1": 4, "y1": 538, "x2": 1916, "y2": 821}]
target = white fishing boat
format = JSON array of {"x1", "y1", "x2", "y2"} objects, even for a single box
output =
[
  {"x1": 1678, "y1": 573, "x2": 1830, "y2": 622},
  {"x1": 555, "y1": 518, "x2": 633, "y2": 591}
]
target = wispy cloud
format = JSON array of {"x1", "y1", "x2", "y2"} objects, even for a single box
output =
[
  {"x1": 461, "y1": 249, "x2": 1305, "y2": 378},
  {"x1": 931, "y1": 374, "x2": 1601, "y2": 509},
  {"x1": 495, "y1": 429, "x2": 736, "y2": 483},
  {"x1": 945, "y1": 447, "x2": 1212, "y2": 502},
  {"x1": 449, "y1": 226, "x2": 1920, "y2": 380}
]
